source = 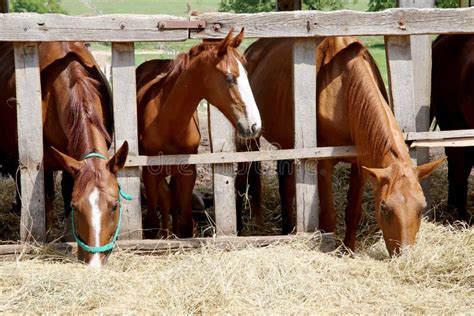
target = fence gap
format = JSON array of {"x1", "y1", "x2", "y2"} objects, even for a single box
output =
[
  {"x1": 111, "y1": 42, "x2": 142, "y2": 240},
  {"x1": 14, "y1": 42, "x2": 46, "y2": 242}
]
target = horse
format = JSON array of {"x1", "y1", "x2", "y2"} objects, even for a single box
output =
[
  {"x1": 0, "y1": 41, "x2": 128, "y2": 267},
  {"x1": 431, "y1": 34, "x2": 474, "y2": 223},
  {"x1": 137, "y1": 29, "x2": 261, "y2": 238},
  {"x1": 237, "y1": 37, "x2": 444, "y2": 256}
]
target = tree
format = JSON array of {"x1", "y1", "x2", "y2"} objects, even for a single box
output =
[
  {"x1": 368, "y1": 0, "x2": 458, "y2": 11},
  {"x1": 11, "y1": 0, "x2": 67, "y2": 14},
  {"x1": 219, "y1": 0, "x2": 343, "y2": 12}
]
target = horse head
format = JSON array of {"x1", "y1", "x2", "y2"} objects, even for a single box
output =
[
  {"x1": 363, "y1": 157, "x2": 445, "y2": 256},
  {"x1": 191, "y1": 28, "x2": 261, "y2": 139},
  {"x1": 51, "y1": 142, "x2": 129, "y2": 268}
]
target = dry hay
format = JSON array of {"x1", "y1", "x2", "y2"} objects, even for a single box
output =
[{"x1": 0, "y1": 220, "x2": 472, "y2": 314}]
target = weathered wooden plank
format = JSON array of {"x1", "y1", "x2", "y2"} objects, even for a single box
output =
[
  {"x1": 0, "y1": 233, "x2": 328, "y2": 257},
  {"x1": 191, "y1": 7, "x2": 474, "y2": 39},
  {"x1": 111, "y1": 42, "x2": 142, "y2": 240},
  {"x1": 14, "y1": 42, "x2": 46, "y2": 242},
  {"x1": 293, "y1": 38, "x2": 319, "y2": 233},
  {"x1": 209, "y1": 104, "x2": 237, "y2": 235},
  {"x1": 411, "y1": 138, "x2": 474, "y2": 148},
  {"x1": 0, "y1": 13, "x2": 188, "y2": 42},
  {"x1": 127, "y1": 146, "x2": 356, "y2": 166},
  {"x1": 385, "y1": 35, "x2": 416, "y2": 161},
  {"x1": 405, "y1": 129, "x2": 474, "y2": 141},
  {"x1": 398, "y1": 0, "x2": 434, "y2": 204}
]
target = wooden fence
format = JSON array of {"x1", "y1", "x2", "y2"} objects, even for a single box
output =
[{"x1": 4, "y1": 7, "x2": 474, "y2": 246}]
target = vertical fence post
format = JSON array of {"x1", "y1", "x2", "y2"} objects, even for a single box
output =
[
  {"x1": 398, "y1": 0, "x2": 434, "y2": 206},
  {"x1": 112, "y1": 42, "x2": 142, "y2": 240},
  {"x1": 385, "y1": 35, "x2": 416, "y2": 151},
  {"x1": 14, "y1": 42, "x2": 46, "y2": 242},
  {"x1": 209, "y1": 103, "x2": 237, "y2": 235},
  {"x1": 293, "y1": 38, "x2": 319, "y2": 233}
]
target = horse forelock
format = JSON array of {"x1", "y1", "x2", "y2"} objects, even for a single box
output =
[
  {"x1": 65, "y1": 59, "x2": 111, "y2": 159},
  {"x1": 72, "y1": 160, "x2": 104, "y2": 201}
]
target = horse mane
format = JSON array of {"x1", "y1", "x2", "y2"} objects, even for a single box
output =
[
  {"x1": 342, "y1": 43, "x2": 402, "y2": 167},
  {"x1": 63, "y1": 55, "x2": 112, "y2": 159}
]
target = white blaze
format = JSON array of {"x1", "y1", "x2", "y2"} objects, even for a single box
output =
[
  {"x1": 88, "y1": 187, "x2": 102, "y2": 269},
  {"x1": 236, "y1": 60, "x2": 261, "y2": 131}
]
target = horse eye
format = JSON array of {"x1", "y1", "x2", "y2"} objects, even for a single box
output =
[
  {"x1": 111, "y1": 202, "x2": 119, "y2": 212},
  {"x1": 225, "y1": 74, "x2": 236, "y2": 84}
]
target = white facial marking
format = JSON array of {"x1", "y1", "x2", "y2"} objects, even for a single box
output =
[
  {"x1": 88, "y1": 187, "x2": 102, "y2": 268},
  {"x1": 236, "y1": 60, "x2": 261, "y2": 131}
]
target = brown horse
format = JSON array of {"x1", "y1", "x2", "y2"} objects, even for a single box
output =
[
  {"x1": 431, "y1": 34, "x2": 474, "y2": 223},
  {"x1": 238, "y1": 37, "x2": 444, "y2": 255},
  {"x1": 0, "y1": 42, "x2": 128, "y2": 267},
  {"x1": 137, "y1": 29, "x2": 261, "y2": 238}
]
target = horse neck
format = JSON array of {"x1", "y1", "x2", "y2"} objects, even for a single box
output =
[
  {"x1": 155, "y1": 63, "x2": 203, "y2": 138},
  {"x1": 346, "y1": 55, "x2": 411, "y2": 169},
  {"x1": 58, "y1": 59, "x2": 110, "y2": 160}
]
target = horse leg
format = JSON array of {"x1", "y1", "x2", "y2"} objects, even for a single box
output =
[
  {"x1": 142, "y1": 167, "x2": 161, "y2": 239},
  {"x1": 446, "y1": 147, "x2": 469, "y2": 221},
  {"x1": 318, "y1": 160, "x2": 336, "y2": 234},
  {"x1": 278, "y1": 159, "x2": 295, "y2": 234},
  {"x1": 156, "y1": 179, "x2": 171, "y2": 237},
  {"x1": 343, "y1": 163, "x2": 365, "y2": 251},
  {"x1": 44, "y1": 171, "x2": 55, "y2": 237},
  {"x1": 174, "y1": 165, "x2": 197, "y2": 238}
]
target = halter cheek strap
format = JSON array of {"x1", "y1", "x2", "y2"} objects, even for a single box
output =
[{"x1": 71, "y1": 152, "x2": 132, "y2": 254}]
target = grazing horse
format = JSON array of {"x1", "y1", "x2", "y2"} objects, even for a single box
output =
[
  {"x1": 137, "y1": 29, "x2": 261, "y2": 238},
  {"x1": 238, "y1": 37, "x2": 444, "y2": 255},
  {"x1": 0, "y1": 42, "x2": 128, "y2": 267},
  {"x1": 431, "y1": 34, "x2": 474, "y2": 223}
]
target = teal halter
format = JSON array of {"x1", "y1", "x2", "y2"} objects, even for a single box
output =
[{"x1": 71, "y1": 152, "x2": 132, "y2": 254}]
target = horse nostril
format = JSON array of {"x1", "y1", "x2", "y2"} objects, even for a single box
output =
[{"x1": 251, "y1": 123, "x2": 259, "y2": 134}]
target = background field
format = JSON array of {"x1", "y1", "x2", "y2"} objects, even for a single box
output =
[{"x1": 64, "y1": 0, "x2": 388, "y2": 83}]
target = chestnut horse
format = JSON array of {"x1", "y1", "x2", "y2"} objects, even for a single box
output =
[
  {"x1": 137, "y1": 29, "x2": 261, "y2": 238},
  {"x1": 238, "y1": 37, "x2": 444, "y2": 255},
  {"x1": 0, "y1": 42, "x2": 128, "y2": 267},
  {"x1": 431, "y1": 34, "x2": 474, "y2": 223}
]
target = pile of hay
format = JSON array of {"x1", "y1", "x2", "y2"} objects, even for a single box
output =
[{"x1": 1, "y1": 221, "x2": 472, "y2": 313}]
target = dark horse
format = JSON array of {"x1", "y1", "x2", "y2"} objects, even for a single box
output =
[
  {"x1": 431, "y1": 34, "x2": 474, "y2": 223},
  {"x1": 0, "y1": 42, "x2": 128, "y2": 267}
]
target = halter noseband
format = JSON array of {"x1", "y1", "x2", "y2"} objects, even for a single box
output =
[{"x1": 71, "y1": 152, "x2": 132, "y2": 254}]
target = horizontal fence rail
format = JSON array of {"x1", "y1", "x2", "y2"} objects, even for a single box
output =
[{"x1": 0, "y1": 8, "x2": 472, "y2": 41}]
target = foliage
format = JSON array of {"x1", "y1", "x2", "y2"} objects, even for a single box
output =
[
  {"x1": 11, "y1": 0, "x2": 67, "y2": 14},
  {"x1": 368, "y1": 0, "x2": 458, "y2": 11},
  {"x1": 219, "y1": 0, "x2": 343, "y2": 12}
]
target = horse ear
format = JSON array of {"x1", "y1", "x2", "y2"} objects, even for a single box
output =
[
  {"x1": 50, "y1": 147, "x2": 83, "y2": 176},
  {"x1": 230, "y1": 28, "x2": 245, "y2": 48},
  {"x1": 107, "y1": 141, "x2": 129, "y2": 174},
  {"x1": 416, "y1": 157, "x2": 445, "y2": 180},
  {"x1": 217, "y1": 28, "x2": 235, "y2": 56},
  {"x1": 362, "y1": 166, "x2": 391, "y2": 185}
]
